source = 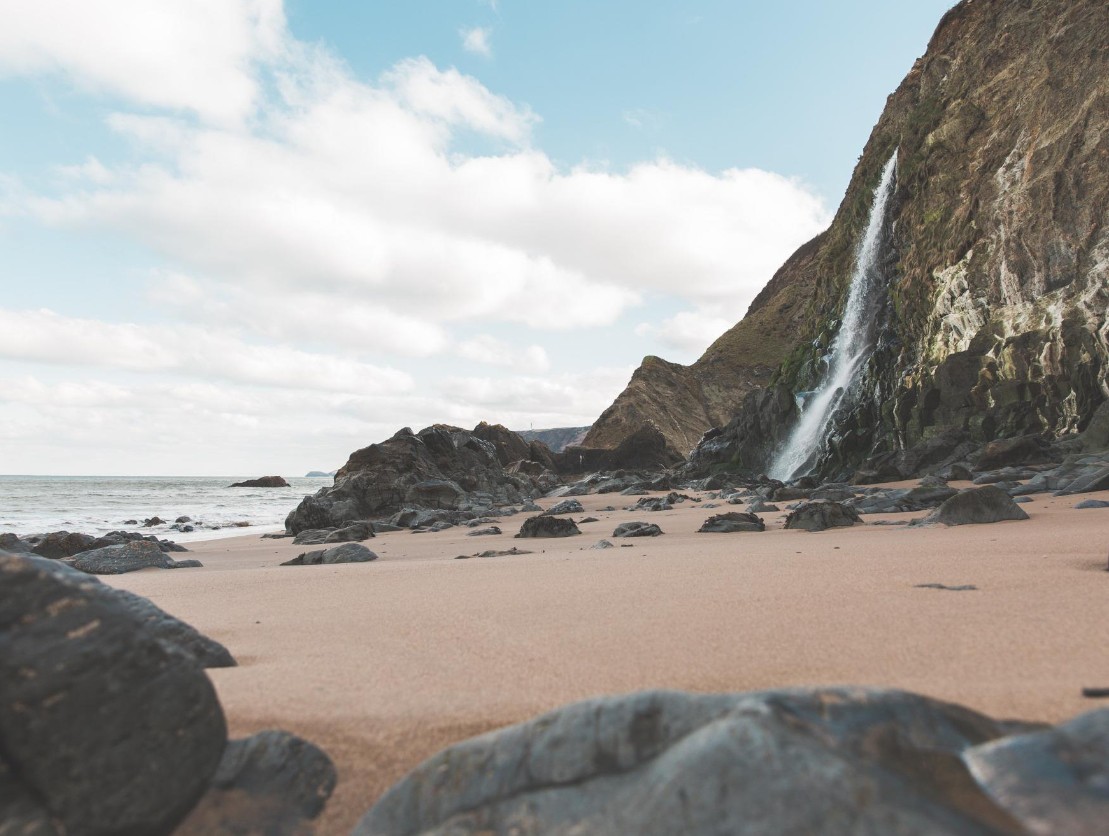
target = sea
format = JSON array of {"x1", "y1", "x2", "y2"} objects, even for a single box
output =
[{"x1": 0, "y1": 475, "x2": 333, "y2": 543}]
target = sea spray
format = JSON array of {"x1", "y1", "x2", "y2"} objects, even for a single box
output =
[{"x1": 769, "y1": 152, "x2": 898, "y2": 481}]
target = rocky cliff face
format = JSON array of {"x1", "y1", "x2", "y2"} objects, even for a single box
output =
[{"x1": 605, "y1": 0, "x2": 1109, "y2": 479}]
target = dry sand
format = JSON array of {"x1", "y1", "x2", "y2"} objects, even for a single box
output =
[{"x1": 106, "y1": 484, "x2": 1109, "y2": 833}]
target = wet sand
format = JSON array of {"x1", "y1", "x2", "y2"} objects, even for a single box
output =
[{"x1": 107, "y1": 484, "x2": 1109, "y2": 833}]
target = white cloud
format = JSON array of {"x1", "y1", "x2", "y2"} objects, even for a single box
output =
[
  {"x1": 457, "y1": 335, "x2": 550, "y2": 371},
  {"x1": 460, "y1": 26, "x2": 493, "y2": 57},
  {"x1": 0, "y1": 308, "x2": 413, "y2": 393},
  {"x1": 635, "y1": 309, "x2": 736, "y2": 355},
  {"x1": 0, "y1": 0, "x2": 287, "y2": 125}
]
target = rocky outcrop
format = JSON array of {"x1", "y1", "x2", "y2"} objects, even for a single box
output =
[
  {"x1": 515, "y1": 426, "x2": 590, "y2": 453},
  {"x1": 229, "y1": 476, "x2": 290, "y2": 488},
  {"x1": 516, "y1": 516, "x2": 581, "y2": 538},
  {"x1": 285, "y1": 424, "x2": 557, "y2": 534},
  {"x1": 354, "y1": 687, "x2": 1076, "y2": 835},
  {"x1": 784, "y1": 501, "x2": 862, "y2": 532},
  {"x1": 648, "y1": 0, "x2": 1108, "y2": 481},
  {"x1": 69, "y1": 539, "x2": 202, "y2": 574}
]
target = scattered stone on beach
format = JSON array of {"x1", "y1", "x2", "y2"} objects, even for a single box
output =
[
  {"x1": 613, "y1": 521, "x2": 663, "y2": 538},
  {"x1": 516, "y1": 515, "x2": 581, "y2": 539},
  {"x1": 923, "y1": 486, "x2": 1029, "y2": 526},
  {"x1": 628, "y1": 496, "x2": 672, "y2": 512},
  {"x1": 228, "y1": 476, "x2": 290, "y2": 488},
  {"x1": 282, "y1": 543, "x2": 378, "y2": 566},
  {"x1": 293, "y1": 528, "x2": 334, "y2": 545},
  {"x1": 591, "y1": 540, "x2": 615, "y2": 550},
  {"x1": 352, "y1": 687, "x2": 1055, "y2": 836},
  {"x1": 28, "y1": 530, "x2": 97, "y2": 559},
  {"x1": 175, "y1": 730, "x2": 337, "y2": 836},
  {"x1": 324, "y1": 522, "x2": 375, "y2": 542},
  {"x1": 521, "y1": 501, "x2": 543, "y2": 512},
  {"x1": 747, "y1": 499, "x2": 780, "y2": 513},
  {"x1": 0, "y1": 532, "x2": 32, "y2": 554},
  {"x1": 784, "y1": 501, "x2": 862, "y2": 532},
  {"x1": 143, "y1": 516, "x2": 165, "y2": 527},
  {"x1": 0, "y1": 552, "x2": 228, "y2": 835},
  {"x1": 175, "y1": 515, "x2": 192, "y2": 523},
  {"x1": 914, "y1": 583, "x2": 978, "y2": 591},
  {"x1": 70, "y1": 540, "x2": 202, "y2": 575},
  {"x1": 467, "y1": 526, "x2": 502, "y2": 536},
  {"x1": 1075, "y1": 499, "x2": 1109, "y2": 509},
  {"x1": 543, "y1": 499, "x2": 585, "y2": 516},
  {"x1": 455, "y1": 547, "x2": 534, "y2": 560},
  {"x1": 579, "y1": 516, "x2": 600, "y2": 523},
  {"x1": 698, "y1": 512, "x2": 765, "y2": 533}
]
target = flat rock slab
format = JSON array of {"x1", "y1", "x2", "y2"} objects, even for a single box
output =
[
  {"x1": 698, "y1": 511, "x2": 765, "y2": 533},
  {"x1": 613, "y1": 521, "x2": 663, "y2": 538},
  {"x1": 282, "y1": 543, "x2": 379, "y2": 566},
  {"x1": 0, "y1": 553, "x2": 226, "y2": 835},
  {"x1": 69, "y1": 540, "x2": 202, "y2": 574},
  {"x1": 924, "y1": 486, "x2": 1029, "y2": 526},
  {"x1": 516, "y1": 516, "x2": 581, "y2": 538},
  {"x1": 354, "y1": 687, "x2": 1038, "y2": 836}
]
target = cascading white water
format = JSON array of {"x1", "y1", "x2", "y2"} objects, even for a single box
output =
[{"x1": 768, "y1": 152, "x2": 898, "y2": 481}]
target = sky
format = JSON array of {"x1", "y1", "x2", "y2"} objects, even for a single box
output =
[{"x1": 0, "y1": 0, "x2": 954, "y2": 476}]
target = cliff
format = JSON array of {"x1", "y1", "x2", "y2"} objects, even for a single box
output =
[{"x1": 593, "y1": 0, "x2": 1108, "y2": 478}]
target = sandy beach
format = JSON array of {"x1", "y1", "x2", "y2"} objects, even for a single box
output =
[{"x1": 105, "y1": 484, "x2": 1109, "y2": 833}]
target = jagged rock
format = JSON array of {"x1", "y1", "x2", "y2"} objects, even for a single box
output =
[
  {"x1": 850, "y1": 486, "x2": 958, "y2": 515},
  {"x1": 282, "y1": 543, "x2": 378, "y2": 566},
  {"x1": 924, "y1": 486, "x2": 1030, "y2": 526},
  {"x1": 973, "y1": 436, "x2": 1057, "y2": 472},
  {"x1": 521, "y1": 500, "x2": 543, "y2": 512},
  {"x1": 784, "y1": 501, "x2": 862, "y2": 532},
  {"x1": 516, "y1": 516, "x2": 581, "y2": 539},
  {"x1": 629, "y1": 496, "x2": 672, "y2": 512},
  {"x1": 228, "y1": 476, "x2": 289, "y2": 488},
  {"x1": 28, "y1": 531, "x2": 97, "y2": 559},
  {"x1": 964, "y1": 707, "x2": 1109, "y2": 834},
  {"x1": 1054, "y1": 465, "x2": 1109, "y2": 496},
  {"x1": 353, "y1": 687, "x2": 1039, "y2": 836},
  {"x1": 543, "y1": 499, "x2": 585, "y2": 516},
  {"x1": 175, "y1": 730, "x2": 337, "y2": 836},
  {"x1": 612, "y1": 522, "x2": 663, "y2": 538},
  {"x1": 69, "y1": 540, "x2": 201, "y2": 574},
  {"x1": 0, "y1": 553, "x2": 227, "y2": 835},
  {"x1": 747, "y1": 499, "x2": 780, "y2": 513},
  {"x1": 472, "y1": 421, "x2": 532, "y2": 466},
  {"x1": 0, "y1": 532, "x2": 32, "y2": 554},
  {"x1": 698, "y1": 512, "x2": 765, "y2": 533},
  {"x1": 286, "y1": 425, "x2": 546, "y2": 533}
]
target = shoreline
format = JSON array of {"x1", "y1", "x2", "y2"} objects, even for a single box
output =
[{"x1": 102, "y1": 483, "x2": 1109, "y2": 832}]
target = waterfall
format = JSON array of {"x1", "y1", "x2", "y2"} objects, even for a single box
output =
[{"x1": 768, "y1": 152, "x2": 898, "y2": 482}]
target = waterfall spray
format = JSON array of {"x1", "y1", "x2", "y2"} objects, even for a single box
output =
[{"x1": 768, "y1": 151, "x2": 898, "y2": 482}]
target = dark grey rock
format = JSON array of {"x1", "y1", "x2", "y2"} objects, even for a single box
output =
[
  {"x1": 292, "y1": 528, "x2": 334, "y2": 545},
  {"x1": 698, "y1": 512, "x2": 765, "y2": 533},
  {"x1": 325, "y1": 521, "x2": 375, "y2": 543},
  {"x1": 543, "y1": 499, "x2": 585, "y2": 515},
  {"x1": 1054, "y1": 466, "x2": 1109, "y2": 496},
  {"x1": 516, "y1": 516, "x2": 581, "y2": 538},
  {"x1": 851, "y1": 486, "x2": 958, "y2": 515},
  {"x1": 0, "y1": 553, "x2": 227, "y2": 835},
  {"x1": 175, "y1": 730, "x2": 337, "y2": 836},
  {"x1": 353, "y1": 687, "x2": 1032, "y2": 836},
  {"x1": 1075, "y1": 499, "x2": 1109, "y2": 509},
  {"x1": 591, "y1": 540, "x2": 615, "y2": 550},
  {"x1": 143, "y1": 516, "x2": 165, "y2": 527},
  {"x1": 521, "y1": 501, "x2": 543, "y2": 512},
  {"x1": 924, "y1": 486, "x2": 1030, "y2": 526},
  {"x1": 467, "y1": 526, "x2": 502, "y2": 536},
  {"x1": 612, "y1": 521, "x2": 663, "y2": 538},
  {"x1": 964, "y1": 707, "x2": 1109, "y2": 834},
  {"x1": 282, "y1": 543, "x2": 379, "y2": 566},
  {"x1": 784, "y1": 501, "x2": 862, "y2": 532},
  {"x1": 69, "y1": 540, "x2": 201, "y2": 574},
  {"x1": 0, "y1": 532, "x2": 32, "y2": 554},
  {"x1": 747, "y1": 499, "x2": 780, "y2": 513},
  {"x1": 29, "y1": 531, "x2": 97, "y2": 559}
]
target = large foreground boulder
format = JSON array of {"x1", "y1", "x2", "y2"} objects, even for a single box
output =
[
  {"x1": 924, "y1": 486, "x2": 1030, "y2": 526},
  {"x1": 286, "y1": 424, "x2": 555, "y2": 534},
  {"x1": 354, "y1": 687, "x2": 1042, "y2": 835},
  {"x1": 0, "y1": 552, "x2": 228, "y2": 834}
]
